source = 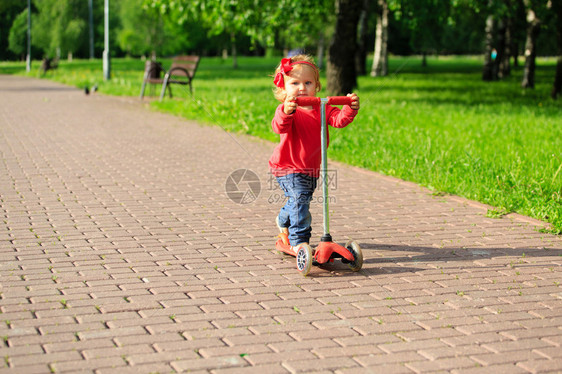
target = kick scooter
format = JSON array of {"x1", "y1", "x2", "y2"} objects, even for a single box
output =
[{"x1": 275, "y1": 96, "x2": 363, "y2": 276}]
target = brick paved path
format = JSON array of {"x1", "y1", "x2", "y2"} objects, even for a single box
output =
[{"x1": 0, "y1": 75, "x2": 561, "y2": 373}]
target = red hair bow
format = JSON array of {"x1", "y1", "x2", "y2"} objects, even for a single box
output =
[{"x1": 273, "y1": 58, "x2": 293, "y2": 88}]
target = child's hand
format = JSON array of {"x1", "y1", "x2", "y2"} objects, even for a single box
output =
[
  {"x1": 283, "y1": 95, "x2": 297, "y2": 115},
  {"x1": 347, "y1": 93, "x2": 360, "y2": 110}
]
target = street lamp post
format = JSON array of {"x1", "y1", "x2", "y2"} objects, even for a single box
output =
[
  {"x1": 89, "y1": 0, "x2": 94, "y2": 59},
  {"x1": 26, "y1": 0, "x2": 31, "y2": 72},
  {"x1": 103, "y1": 0, "x2": 111, "y2": 80}
]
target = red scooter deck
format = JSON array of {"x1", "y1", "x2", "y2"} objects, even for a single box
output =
[
  {"x1": 275, "y1": 234, "x2": 297, "y2": 257},
  {"x1": 275, "y1": 234, "x2": 354, "y2": 264}
]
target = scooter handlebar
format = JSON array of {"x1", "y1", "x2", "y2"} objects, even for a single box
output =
[
  {"x1": 294, "y1": 97, "x2": 320, "y2": 106},
  {"x1": 327, "y1": 96, "x2": 353, "y2": 105},
  {"x1": 294, "y1": 96, "x2": 353, "y2": 106}
]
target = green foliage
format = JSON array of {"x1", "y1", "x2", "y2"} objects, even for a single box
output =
[
  {"x1": 32, "y1": 0, "x2": 88, "y2": 58},
  {"x1": 117, "y1": 0, "x2": 189, "y2": 58},
  {"x1": 260, "y1": 0, "x2": 335, "y2": 50},
  {"x1": 1, "y1": 0, "x2": 560, "y2": 61},
  {"x1": 401, "y1": 0, "x2": 450, "y2": 54},
  {"x1": 8, "y1": 9, "x2": 28, "y2": 57},
  {"x1": 440, "y1": 2, "x2": 485, "y2": 54},
  {"x1": 0, "y1": 0, "x2": 27, "y2": 60},
  {"x1": 1, "y1": 56, "x2": 561, "y2": 233},
  {"x1": 157, "y1": 0, "x2": 335, "y2": 51}
]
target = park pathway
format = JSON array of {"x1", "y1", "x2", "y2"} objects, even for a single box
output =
[{"x1": 0, "y1": 75, "x2": 561, "y2": 373}]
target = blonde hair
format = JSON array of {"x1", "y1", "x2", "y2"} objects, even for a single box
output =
[{"x1": 273, "y1": 54, "x2": 321, "y2": 102}]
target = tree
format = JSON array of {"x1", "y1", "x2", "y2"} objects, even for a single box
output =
[
  {"x1": 31, "y1": 0, "x2": 88, "y2": 60},
  {"x1": 355, "y1": 0, "x2": 370, "y2": 76},
  {"x1": 117, "y1": 0, "x2": 181, "y2": 59},
  {"x1": 261, "y1": 0, "x2": 334, "y2": 53},
  {"x1": 506, "y1": 0, "x2": 527, "y2": 70},
  {"x1": 176, "y1": 0, "x2": 334, "y2": 65},
  {"x1": 521, "y1": 0, "x2": 541, "y2": 88},
  {"x1": 495, "y1": 11, "x2": 508, "y2": 78},
  {"x1": 30, "y1": 0, "x2": 56, "y2": 58},
  {"x1": 131, "y1": 0, "x2": 235, "y2": 57},
  {"x1": 371, "y1": 0, "x2": 389, "y2": 77},
  {"x1": 8, "y1": 9, "x2": 28, "y2": 60},
  {"x1": 440, "y1": 1, "x2": 485, "y2": 55},
  {"x1": 404, "y1": 0, "x2": 449, "y2": 66},
  {"x1": 147, "y1": 0, "x2": 337, "y2": 62},
  {"x1": 482, "y1": 1, "x2": 499, "y2": 81},
  {"x1": 327, "y1": 0, "x2": 363, "y2": 94},
  {"x1": 480, "y1": 0, "x2": 520, "y2": 81},
  {"x1": 497, "y1": 0, "x2": 522, "y2": 78},
  {"x1": 0, "y1": 0, "x2": 27, "y2": 60},
  {"x1": 185, "y1": 0, "x2": 264, "y2": 68}
]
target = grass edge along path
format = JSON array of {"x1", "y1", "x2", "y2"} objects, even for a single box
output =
[{"x1": 1, "y1": 56, "x2": 560, "y2": 234}]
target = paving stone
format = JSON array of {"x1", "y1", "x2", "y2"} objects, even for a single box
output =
[
  {"x1": 96, "y1": 363, "x2": 175, "y2": 374},
  {"x1": 450, "y1": 363, "x2": 529, "y2": 374},
  {"x1": 354, "y1": 351, "x2": 427, "y2": 366},
  {"x1": 282, "y1": 357, "x2": 360, "y2": 373},
  {"x1": 337, "y1": 365, "x2": 414, "y2": 374},
  {"x1": 517, "y1": 359, "x2": 562, "y2": 373},
  {"x1": 213, "y1": 363, "x2": 291, "y2": 374},
  {"x1": 171, "y1": 355, "x2": 248, "y2": 372},
  {"x1": 470, "y1": 349, "x2": 544, "y2": 366},
  {"x1": 405, "y1": 357, "x2": 480, "y2": 372}
]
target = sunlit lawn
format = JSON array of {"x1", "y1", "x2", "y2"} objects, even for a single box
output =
[{"x1": 1, "y1": 55, "x2": 561, "y2": 233}]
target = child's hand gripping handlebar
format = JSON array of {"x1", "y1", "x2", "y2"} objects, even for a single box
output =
[{"x1": 294, "y1": 96, "x2": 353, "y2": 106}]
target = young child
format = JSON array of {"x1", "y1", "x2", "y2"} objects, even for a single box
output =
[{"x1": 269, "y1": 54, "x2": 360, "y2": 251}]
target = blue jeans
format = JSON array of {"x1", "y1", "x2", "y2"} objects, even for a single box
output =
[{"x1": 276, "y1": 173, "x2": 318, "y2": 246}]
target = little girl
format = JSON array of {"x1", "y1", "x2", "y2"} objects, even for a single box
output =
[{"x1": 269, "y1": 54, "x2": 360, "y2": 251}]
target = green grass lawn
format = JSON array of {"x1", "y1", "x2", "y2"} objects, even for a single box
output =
[{"x1": 1, "y1": 56, "x2": 561, "y2": 233}]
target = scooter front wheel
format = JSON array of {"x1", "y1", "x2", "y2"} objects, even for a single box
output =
[
  {"x1": 296, "y1": 244, "x2": 313, "y2": 276},
  {"x1": 344, "y1": 240, "x2": 363, "y2": 272}
]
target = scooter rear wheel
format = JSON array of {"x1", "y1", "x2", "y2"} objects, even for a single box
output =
[
  {"x1": 296, "y1": 244, "x2": 313, "y2": 276},
  {"x1": 344, "y1": 240, "x2": 363, "y2": 272}
]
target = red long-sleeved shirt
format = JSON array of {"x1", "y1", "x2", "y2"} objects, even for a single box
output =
[{"x1": 269, "y1": 103, "x2": 357, "y2": 177}]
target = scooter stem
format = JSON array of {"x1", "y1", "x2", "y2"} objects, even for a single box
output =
[{"x1": 320, "y1": 98, "x2": 331, "y2": 241}]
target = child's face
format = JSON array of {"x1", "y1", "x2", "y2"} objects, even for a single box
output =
[{"x1": 284, "y1": 65, "x2": 318, "y2": 99}]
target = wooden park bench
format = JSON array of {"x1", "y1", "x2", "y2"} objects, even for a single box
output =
[{"x1": 139, "y1": 55, "x2": 200, "y2": 101}]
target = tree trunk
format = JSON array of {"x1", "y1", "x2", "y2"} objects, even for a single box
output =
[
  {"x1": 551, "y1": 1, "x2": 562, "y2": 99},
  {"x1": 553, "y1": 57, "x2": 562, "y2": 99},
  {"x1": 327, "y1": 0, "x2": 362, "y2": 95},
  {"x1": 317, "y1": 33, "x2": 325, "y2": 70},
  {"x1": 512, "y1": 41, "x2": 519, "y2": 67},
  {"x1": 521, "y1": 5, "x2": 540, "y2": 88},
  {"x1": 370, "y1": 0, "x2": 389, "y2": 77},
  {"x1": 499, "y1": 17, "x2": 512, "y2": 78},
  {"x1": 482, "y1": 14, "x2": 497, "y2": 81},
  {"x1": 231, "y1": 32, "x2": 238, "y2": 69},
  {"x1": 355, "y1": 0, "x2": 369, "y2": 76}
]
